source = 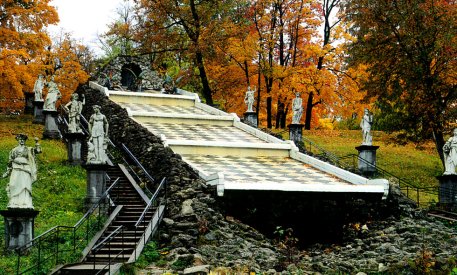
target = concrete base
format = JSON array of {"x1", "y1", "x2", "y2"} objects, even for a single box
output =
[
  {"x1": 355, "y1": 145, "x2": 380, "y2": 177},
  {"x1": 83, "y1": 164, "x2": 111, "y2": 209},
  {"x1": 244, "y1": 112, "x2": 257, "y2": 127},
  {"x1": 32, "y1": 100, "x2": 45, "y2": 124},
  {"x1": 65, "y1": 132, "x2": 86, "y2": 165},
  {"x1": 0, "y1": 209, "x2": 39, "y2": 251},
  {"x1": 288, "y1": 124, "x2": 304, "y2": 146},
  {"x1": 42, "y1": 110, "x2": 61, "y2": 139},
  {"x1": 437, "y1": 174, "x2": 457, "y2": 205}
]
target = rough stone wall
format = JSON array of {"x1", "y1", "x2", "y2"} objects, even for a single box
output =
[
  {"x1": 81, "y1": 85, "x2": 280, "y2": 272},
  {"x1": 99, "y1": 56, "x2": 163, "y2": 90},
  {"x1": 80, "y1": 84, "x2": 457, "y2": 273}
]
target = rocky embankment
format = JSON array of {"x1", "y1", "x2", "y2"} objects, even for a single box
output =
[{"x1": 80, "y1": 85, "x2": 457, "y2": 274}]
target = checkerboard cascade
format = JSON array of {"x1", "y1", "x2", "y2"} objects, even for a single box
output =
[
  {"x1": 119, "y1": 102, "x2": 210, "y2": 115},
  {"x1": 103, "y1": 88, "x2": 388, "y2": 198},
  {"x1": 143, "y1": 123, "x2": 267, "y2": 143},
  {"x1": 182, "y1": 155, "x2": 346, "y2": 185}
]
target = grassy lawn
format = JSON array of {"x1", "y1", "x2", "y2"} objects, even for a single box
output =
[
  {"x1": 301, "y1": 130, "x2": 442, "y2": 204},
  {"x1": 0, "y1": 115, "x2": 86, "y2": 274}
]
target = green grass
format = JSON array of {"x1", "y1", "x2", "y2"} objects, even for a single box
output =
[
  {"x1": 301, "y1": 130, "x2": 442, "y2": 204},
  {"x1": 0, "y1": 115, "x2": 86, "y2": 274}
]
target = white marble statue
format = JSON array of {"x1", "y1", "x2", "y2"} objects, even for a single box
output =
[
  {"x1": 292, "y1": 92, "x2": 303, "y2": 124},
  {"x1": 43, "y1": 76, "x2": 62, "y2": 111},
  {"x1": 244, "y1": 86, "x2": 255, "y2": 112},
  {"x1": 33, "y1": 74, "x2": 45, "y2": 101},
  {"x1": 443, "y1": 128, "x2": 457, "y2": 175},
  {"x1": 360, "y1": 108, "x2": 373, "y2": 145},
  {"x1": 64, "y1": 93, "x2": 85, "y2": 133},
  {"x1": 2, "y1": 134, "x2": 42, "y2": 209},
  {"x1": 87, "y1": 105, "x2": 109, "y2": 164}
]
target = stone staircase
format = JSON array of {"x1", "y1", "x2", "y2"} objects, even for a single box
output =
[
  {"x1": 54, "y1": 164, "x2": 164, "y2": 275},
  {"x1": 91, "y1": 82, "x2": 389, "y2": 199}
]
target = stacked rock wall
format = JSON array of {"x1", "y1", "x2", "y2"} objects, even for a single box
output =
[{"x1": 81, "y1": 85, "x2": 280, "y2": 272}]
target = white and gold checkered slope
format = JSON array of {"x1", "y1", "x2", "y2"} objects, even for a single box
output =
[{"x1": 91, "y1": 82, "x2": 389, "y2": 199}]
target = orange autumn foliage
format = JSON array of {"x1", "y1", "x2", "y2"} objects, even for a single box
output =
[{"x1": 0, "y1": 0, "x2": 58, "y2": 112}]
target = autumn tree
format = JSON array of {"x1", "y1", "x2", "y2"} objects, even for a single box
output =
[
  {"x1": 251, "y1": 0, "x2": 320, "y2": 128},
  {"x1": 99, "y1": 2, "x2": 138, "y2": 60},
  {"x1": 0, "y1": 0, "x2": 58, "y2": 111},
  {"x1": 343, "y1": 0, "x2": 457, "y2": 165},
  {"x1": 131, "y1": 0, "x2": 243, "y2": 105},
  {"x1": 302, "y1": 0, "x2": 341, "y2": 129},
  {"x1": 43, "y1": 33, "x2": 90, "y2": 105}
]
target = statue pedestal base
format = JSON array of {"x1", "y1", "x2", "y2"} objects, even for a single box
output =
[
  {"x1": 83, "y1": 164, "x2": 111, "y2": 210},
  {"x1": 42, "y1": 110, "x2": 61, "y2": 139},
  {"x1": 32, "y1": 100, "x2": 45, "y2": 124},
  {"x1": 288, "y1": 124, "x2": 304, "y2": 146},
  {"x1": 437, "y1": 175, "x2": 457, "y2": 205},
  {"x1": 65, "y1": 132, "x2": 86, "y2": 165},
  {"x1": 0, "y1": 209, "x2": 39, "y2": 251},
  {"x1": 355, "y1": 145, "x2": 380, "y2": 177},
  {"x1": 244, "y1": 112, "x2": 257, "y2": 127}
]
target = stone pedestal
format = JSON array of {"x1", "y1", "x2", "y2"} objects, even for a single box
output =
[
  {"x1": 83, "y1": 164, "x2": 110, "y2": 209},
  {"x1": 437, "y1": 175, "x2": 457, "y2": 205},
  {"x1": 0, "y1": 209, "x2": 39, "y2": 251},
  {"x1": 42, "y1": 110, "x2": 61, "y2": 139},
  {"x1": 32, "y1": 100, "x2": 45, "y2": 124},
  {"x1": 355, "y1": 145, "x2": 380, "y2": 177},
  {"x1": 288, "y1": 124, "x2": 304, "y2": 146},
  {"x1": 65, "y1": 132, "x2": 86, "y2": 165},
  {"x1": 24, "y1": 93, "x2": 34, "y2": 114},
  {"x1": 244, "y1": 111, "x2": 257, "y2": 127}
]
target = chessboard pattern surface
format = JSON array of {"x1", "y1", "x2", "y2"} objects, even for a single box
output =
[
  {"x1": 143, "y1": 123, "x2": 267, "y2": 143},
  {"x1": 182, "y1": 155, "x2": 347, "y2": 185},
  {"x1": 118, "y1": 102, "x2": 210, "y2": 115}
]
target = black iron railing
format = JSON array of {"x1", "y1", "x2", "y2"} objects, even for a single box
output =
[
  {"x1": 15, "y1": 178, "x2": 121, "y2": 274},
  {"x1": 90, "y1": 225, "x2": 125, "y2": 275},
  {"x1": 133, "y1": 177, "x2": 167, "y2": 260},
  {"x1": 298, "y1": 136, "x2": 439, "y2": 207}
]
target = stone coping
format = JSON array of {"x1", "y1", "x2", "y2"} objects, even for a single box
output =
[
  {"x1": 129, "y1": 111, "x2": 234, "y2": 121},
  {"x1": 163, "y1": 139, "x2": 292, "y2": 149},
  {"x1": 107, "y1": 89, "x2": 196, "y2": 101},
  {"x1": 96, "y1": 80, "x2": 390, "y2": 199}
]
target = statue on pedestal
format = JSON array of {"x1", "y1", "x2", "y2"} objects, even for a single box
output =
[
  {"x1": 360, "y1": 109, "x2": 373, "y2": 145},
  {"x1": 443, "y1": 128, "x2": 457, "y2": 175},
  {"x1": 33, "y1": 75, "x2": 45, "y2": 101},
  {"x1": 2, "y1": 134, "x2": 41, "y2": 209},
  {"x1": 291, "y1": 92, "x2": 303, "y2": 124},
  {"x1": 43, "y1": 76, "x2": 61, "y2": 111},
  {"x1": 87, "y1": 105, "x2": 109, "y2": 164},
  {"x1": 64, "y1": 93, "x2": 85, "y2": 133},
  {"x1": 244, "y1": 86, "x2": 255, "y2": 112}
]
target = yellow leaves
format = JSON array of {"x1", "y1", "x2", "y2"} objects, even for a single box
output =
[{"x1": 0, "y1": 0, "x2": 59, "y2": 110}]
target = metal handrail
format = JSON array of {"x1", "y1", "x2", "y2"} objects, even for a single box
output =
[
  {"x1": 135, "y1": 177, "x2": 167, "y2": 228},
  {"x1": 121, "y1": 143, "x2": 155, "y2": 184},
  {"x1": 15, "y1": 177, "x2": 121, "y2": 274},
  {"x1": 75, "y1": 177, "x2": 121, "y2": 229},
  {"x1": 92, "y1": 226, "x2": 124, "y2": 253}
]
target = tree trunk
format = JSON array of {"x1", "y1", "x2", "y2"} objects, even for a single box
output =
[
  {"x1": 432, "y1": 127, "x2": 446, "y2": 168},
  {"x1": 267, "y1": 96, "x2": 272, "y2": 128},
  {"x1": 195, "y1": 50, "x2": 213, "y2": 106},
  {"x1": 304, "y1": 92, "x2": 314, "y2": 130}
]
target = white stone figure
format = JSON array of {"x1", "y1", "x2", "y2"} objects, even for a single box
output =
[
  {"x1": 244, "y1": 86, "x2": 255, "y2": 112},
  {"x1": 443, "y1": 128, "x2": 457, "y2": 175},
  {"x1": 2, "y1": 134, "x2": 41, "y2": 209},
  {"x1": 64, "y1": 93, "x2": 85, "y2": 133},
  {"x1": 292, "y1": 92, "x2": 303, "y2": 124},
  {"x1": 33, "y1": 74, "x2": 45, "y2": 101},
  {"x1": 43, "y1": 76, "x2": 62, "y2": 111},
  {"x1": 87, "y1": 105, "x2": 109, "y2": 164},
  {"x1": 360, "y1": 108, "x2": 373, "y2": 145}
]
